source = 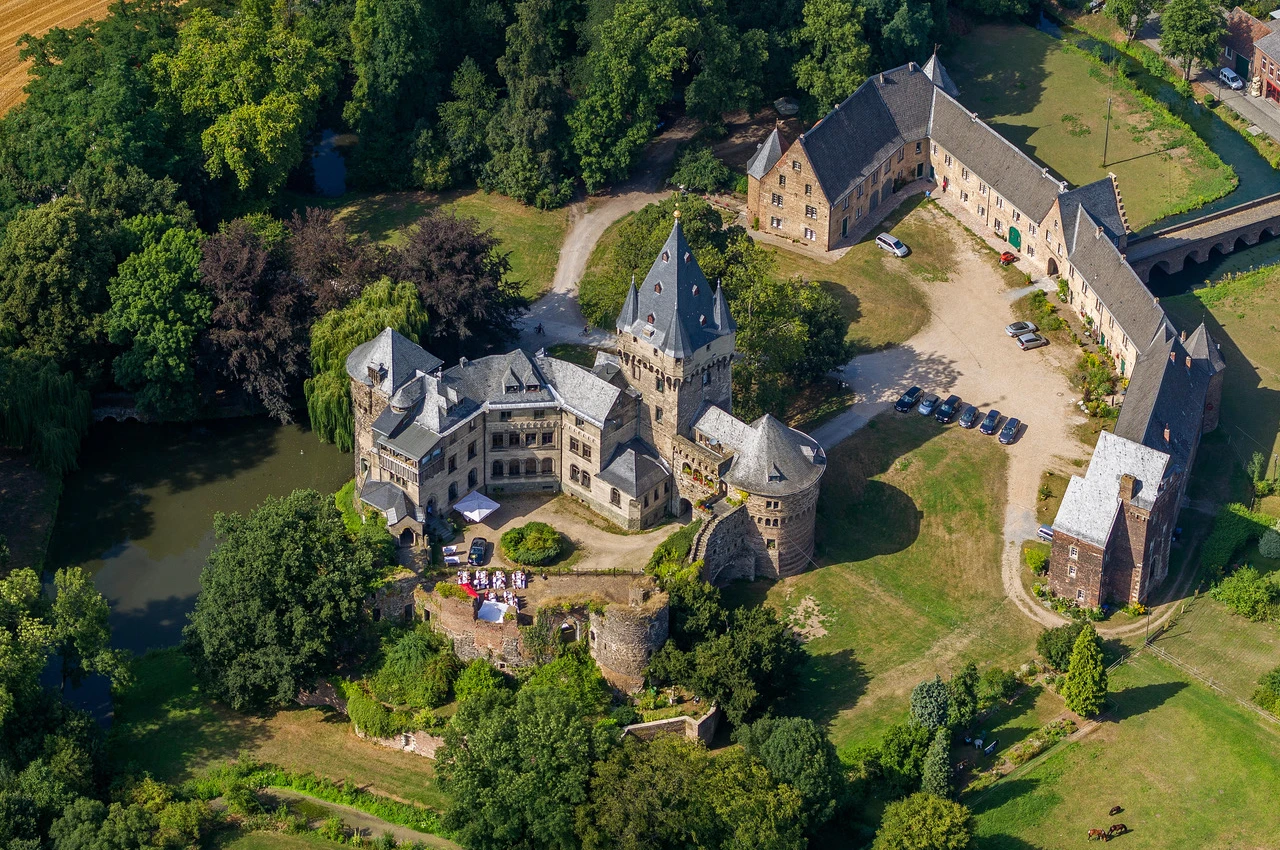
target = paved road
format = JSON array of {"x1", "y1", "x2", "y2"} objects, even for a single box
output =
[{"x1": 518, "y1": 118, "x2": 698, "y2": 352}]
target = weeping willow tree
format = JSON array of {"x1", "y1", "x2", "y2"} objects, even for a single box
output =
[
  {"x1": 0, "y1": 352, "x2": 92, "y2": 475},
  {"x1": 305, "y1": 278, "x2": 430, "y2": 451}
]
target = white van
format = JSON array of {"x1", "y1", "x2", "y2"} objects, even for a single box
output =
[{"x1": 1220, "y1": 67, "x2": 1245, "y2": 91}]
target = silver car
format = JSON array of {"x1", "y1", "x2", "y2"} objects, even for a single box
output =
[
  {"x1": 1005, "y1": 321, "x2": 1038, "y2": 337},
  {"x1": 876, "y1": 233, "x2": 910, "y2": 257},
  {"x1": 1016, "y1": 332, "x2": 1049, "y2": 351}
]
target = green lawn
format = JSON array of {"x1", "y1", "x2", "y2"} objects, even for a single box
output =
[
  {"x1": 544, "y1": 343, "x2": 597, "y2": 368},
  {"x1": 1151, "y1": 591, "x2": 1280, "y2": 700},
  {"x1": 724, "y1": 413, "x2": 1040, "y2": 752},
  {"x1": 946, "y1": 24, "x2": 1235, "y2": 229},
  {"x1": 219, "y1": 833, "x2": 344, "y2": 850},
  {"x1": 973, "y1": 652, "x2": 1280, "y2": 849},
  {"x1": 109, "y1": 649, "x2": 448, "y2": 810},
  {"x1": 283, "y1": 188, "x2": 568, "y2": 300}
]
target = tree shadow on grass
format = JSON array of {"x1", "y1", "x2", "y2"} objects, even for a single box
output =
[
  {"x1": 783, "y1": 648, "x2": 868, "y2": 728},
  {"x1": 968, "y1": 777, "x2": 1043, "y2": 816},
  {"x1": 1107, "y1": 680, "x2": 1187, "y2": 721}
]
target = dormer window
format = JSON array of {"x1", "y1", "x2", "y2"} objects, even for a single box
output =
[
  {"x1": 526, "y1": 384, "x2": 540, "y2": 392},
  {"x1": 683, "y1": 252, "x2": 691, "y2": 262},
  {"x1": 661, "y1": 251, "x2": 670, "y2": 262},
  {"x1": 505, "y1": 385, "x2": 520, "y2": 393},
  {"x1": 699, "y1": 315, "x2": 707, "y2": 326},
  {"x1": 692, "y1": 285, "x2": 699, "y2": 296},
  {"x1": 654, "y1": 282, "x2": 662, "y2": 294}
]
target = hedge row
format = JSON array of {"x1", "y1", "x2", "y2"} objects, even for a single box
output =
[{"x1": 1201, "y1": 503, "x2": 1274, "y2": 577}]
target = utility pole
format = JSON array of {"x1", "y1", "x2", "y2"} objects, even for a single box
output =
[{"x1": 1102, "y1": 97, "x2": 1112, "y2": 167}]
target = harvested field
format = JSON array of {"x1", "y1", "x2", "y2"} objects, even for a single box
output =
[{"x1": 0, "y1": 0, "x2": 114, "y2": 113}]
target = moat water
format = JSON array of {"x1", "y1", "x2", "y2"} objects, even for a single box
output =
[{"x1": 49, "y1": 417, "x2": 351, "y2": 716}]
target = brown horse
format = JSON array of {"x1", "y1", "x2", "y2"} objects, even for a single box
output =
[
  {"x1": 1109, "y1": 806, "x2": 1124, "y2": 816},
  {"x1": 1109, "y1": 824, "x2": 1129, "y2": 836},
  {"x1": 1087, "y1": 829, "x2": 1110, "y2": 842}
]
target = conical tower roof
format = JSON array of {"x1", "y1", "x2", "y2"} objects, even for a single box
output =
[
  {"x1": 725, "y1": 413, "x2": 826, "y2": 496},
  {"x1": 615, "y1": 212, "x2": 735, "y2": 357}
]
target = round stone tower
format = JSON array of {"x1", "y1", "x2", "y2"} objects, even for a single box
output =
[{"x1": 588, "y1": 578, "x2": 670, "y2": 691}]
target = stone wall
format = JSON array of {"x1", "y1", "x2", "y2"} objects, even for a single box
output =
[
  {"x1": 697, "y1": 504, "x2": 757, "y2": 584},
  {"x1": 296, "y1": 680, "x2": 347, "y2": 712},
  {"x1": 744, "y1": 484, "x2": 821, "y2": 578},
  {"x1": 423, "y1": 591, "x2": 527, "y2": 668},
  {"x1": 354, "y1": 726, "x2": 447, "y2": 759},
  {"x1": 369, "y1": 573, "x2": 420, "y2": 624},
  {"x1": 621, "y1": 706, "x2": 721, "y2": 743},
  {"x1": 755, "y1": 143, "x2": 831, "y2": 247},
  {"x1": 589, "y1": 580, "x2": 670, "y2": 691},
  {"x1": 1048, "y1": 532, "x2": 1107, "y2": 608}
]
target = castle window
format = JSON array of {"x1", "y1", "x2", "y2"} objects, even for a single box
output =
[
  {"x1": 646, "y1": 313, "x2": 655, "y2": 324},
  {"x1": 684, "y1": 252, "x2": 691, "y2": 263},
  {"x1": 575, "y1": 416, "x2": 585, "y2": 428},
  {"x1": 779, "y1": 174, "x2": 787, "y2": 187},
  {"x1": 506, "y1": 384, "x2": 519, "y2": 393},
  {"x1": 570, "y1": 437, "x2": 580, "y2": 454},
  {"x1": 692, "y1": 285, "x2": 699, "y2": 296},
  {"x1": 581, "y1": 471, "x2": 591, "y2": 488},
  {"x1": 961, "y1": 167, "x2": 969, "y2": 180},
  {"x1": 1077, "y1": 589, "x2": 1085, "y2": 602},
  {"x1": 643, "y1": 495, "x2": 649, "y2": 508},
  {"x1": 804, "y1": 228, "x2": 816, "y2": 241},
  {"x1": 1069, "y1": 545, "x2": 1079, "y2": 560},
  {"x1": 611, "y1": 488, "x2": 621, "y2": 506},
  {"x1": 526, "y1": 384, "x2": 539, "y2": 392},
  {"x1": 766, "y1": 539, "x2": 776, "y2": 549},
  {"x1": 699, "y1": 315, "x2": 707, "y2": 326},
  {"x1": 654, "y1": 282, "x2": 662, "y2": 293},
  {"x1": 897, "y1": 147, "x2": 904, "y2": 162},
  {"x1": 1069, "y1": 563, "x2": 1077, "y2": 578},
  {"x1": 525, "y1": 432, "x2": 537, "y2": 447},
  {"x1": 468, "y1": 468, "x2": 478, "y2": 488},
  {"x1": 656, "y1": 407, "x2": 663, "y2": 422},
  {"x1": 448, "y1": 455, "x2": 457, "y2": 473},
  {"x1": 468, "y1": 441, "x2": 476, "y2": 460},
  {"x1": 541, "y1": 431, "x2": 554, "y2": 446},
  {"x1": 582, "y1": 444, "x2": 592, "y2": 460},
  {"x1": 533, "y1": 409, "x2": 545, "y2": 420},
  {"x1": 916, "y1": 141, "x2": 923, "y2": 154},
  {"x1": 492, "y1": 434, "x2": 503, "y2": 449},
  {"x1": 664, "y1": 482, "x2": 670, "y2": 493},
  {"x1": 771, "y1": 193, "x2": 783, "y2": 207},
  {"x1": 856, "y1": 206, "x2": 863, "y2": 220},
  {"x1": 448, "y1": 482, "x2": 458, "y2": 500},
  {"x1": 945, "y1": 154, "x2": 952, "y2": 166},
  {"x1": 871, "y1": 171, "x2": 877, "y2": 185},
  {"x1": 662, "y1": 251, "x2": 669, "y2": 262},
  {"x1": 702, "y1": 372, "x2": 710, "y2": 385},
  {"x1": 570, "y1": 464, "x2": 580, "y2": 483},
  {"x1": 842, "y1": 195, "x2": 849, "y2": 210},
  {"x1": 770, "y1": 216, "x2": 782, "y2": 229},
  {"x1": 805, "y1": 183, "x2": 812, "y2": 196},
  {"x1": 856, "y1": 184, "x2": 863, "y2": 198},
  {"x1": 656, "y1": 376, "x2": 664, "y2": 392},
  {"x1": 805, "y1": 205, "x2": 817, "y2": 219},
  {"x1": 509, "y1": 460, "x2": 520, "y2": 476},
  {"x1": 499, "y1": 411, "x2": 512, "y2": 421},
  {"x1": 509, "y1": 433, "x2": 520, "y2": 447},
  {"x1": 792, "y1": 160, "x2": 801, "y2": 171},
  {"x1": 492, "y1": 461, "x2": 504, "y2": 477},
  {"x1": 541, "y1": 458, "x2": 553, "y2": 474},
  {"x1": 525, "y1": 459, "x2": 538, "y2": 475},
  {"x1": 884, "y1": 161, "x2": 891, "y2": 175}
]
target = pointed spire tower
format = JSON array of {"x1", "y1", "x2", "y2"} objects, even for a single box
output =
[{"x1": 614, "y1": 208, "x2": 738, "y2": 453}]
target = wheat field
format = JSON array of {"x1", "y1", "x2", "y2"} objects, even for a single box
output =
[{"x1": 1, "y1": 0, "x2": 114, "y2": 113}]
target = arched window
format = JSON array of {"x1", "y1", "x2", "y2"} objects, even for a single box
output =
[
  {"x1": 468, "y1": 468, "x2": 478, "y2": 488},
  {"x1": 492, "y1": 461, "x2": 504, "y2": 477},
  {"x1": 525, "y1": 458, "x2": 537, "y2": 475},
  {"x1": 541, "y1": 458, "x2": 554, "y2": 475},
  {"x1": 448, "y1": 482, "x2": 458, "y2": 500},
  {"x1": 509, "y1": 460, "x2": 520, "y2": 476}
]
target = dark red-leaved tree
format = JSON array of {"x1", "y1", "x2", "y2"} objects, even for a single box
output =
[
  {"x1": 392, "y1": 210, "x2": 521, "y2": 360},
  {"x1": 199, "y1": 220, "x2": 315, "y2": 422},
  {"x1": 286, "y1": 208, "x2": 385, "y2": 312}
]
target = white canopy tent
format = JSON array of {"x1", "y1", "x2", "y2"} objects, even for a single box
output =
[{"x1": 454, "y1": 490, "x2": 501, "y2": 523}]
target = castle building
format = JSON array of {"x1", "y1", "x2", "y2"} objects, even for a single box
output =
[
  {"x1": 746, "y1": 54, "x2": 1225, "y2": 607},
  {"x1": 345, "y1": 213, "x2": 826, "y2": 580}
]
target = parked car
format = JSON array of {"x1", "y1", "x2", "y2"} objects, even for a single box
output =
[
  {"x1": 468, "y1": 537, "x2": 489, "y2": 566},
  {"x1": 1087, "y1": 0, "x2": 1104, "y2": 11},
  {"x1": 999, "y1": 251, "x2": 1017, "y2": 266},
  {"x1": 917, "y1": 393, "x2": 940, "y2": 416},
  {"x1": 959, "y1": 405, "x2": 981, "y2": 429},
  {"x1": 1037, "y1": 524, "x2": 1054, "y2": 542},
  {"x1": 998, "y1": 418, "x2": 1021, "y2": 445},
  {"x1": 1016, "y1": 332, "x2": 1049, "y2": 351},
  {"x1": 895, "y1": 385, "x2": 923, "y2": 412},
  {"x1": 1005, "y1": 320, "x2": 1038, "y2": 337},
  {"x1": 876, "y1": 232, "x2": 910, "y2": 257},
  {"x1": 1220, "y1": 67, "x2": 1245, "y2": 91},
  {"x1": 979, "y1": 409, "x2": 1002, "y2": 435},
  {"x1": 935, "y1": 394, "x2": 962, "y2": 423}
]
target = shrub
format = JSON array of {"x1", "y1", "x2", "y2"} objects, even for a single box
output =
[
  {"x1": 369, "y1": 626, "x2": 459, "y2": 709},
  {"x1": 454, "y1": 658, "x2": 506, "y2": 703},
  {"x1": 1202, "y1": 504, "x2": 1274, "y2": 576},
  {"x1": 669, "y1": 145, "x2": 732, "y2": 194},
  {"x1": 646, "y1": 519, "x2": 703, "y2": 582},
  {"x1": 733, "y1": 174, "x2": 749, "y2": 195},
  {"x1": 1260, "y1": 526, "x2": 1280, "y2": 560},
  {"x1": 1037, "y1": 622, "x2": 1084, "y2": 671},
  {"x1": 1254, "y1": 665, "x2": 1280, "y2": 713},
  {"x1": 1025, "y1": 547, "x2": 1049, "y2": 576},
  {"x1": 1210, "y1": 566, "x2": 1277, "y2": 621},
  {"x1": 979, "y1": 668, "x2": 1018, "y2": 707},
  {"x1": 435, "y1": 581, "x2": 471, "y2": 601},
  {"x1": 910, "y1": 676, "x2": 951, "y2": 730},
  {"x1": 500, "y1": 521, "x2": 564, "y2": 566},
  {"x1": 1005, "y1": 719, "x2": 1077, "y2": 765},
  {"x1": 1057, "y1": 279, "x2": 1070, "y2": 302}
]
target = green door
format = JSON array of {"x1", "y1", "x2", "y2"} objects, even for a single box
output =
[
  {"x1": 1236, "y1": 54, "x2": 1251, "y2": 78},
  {"x1": 1008, "y1": 226, "x2": 1021, "y2": 249}
]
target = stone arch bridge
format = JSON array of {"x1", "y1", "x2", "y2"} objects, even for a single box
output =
[{"x1": 1124, "y1": 191, "x2": 1280, "y2": 282}]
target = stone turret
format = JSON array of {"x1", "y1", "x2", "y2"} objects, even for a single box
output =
[{"x1": 588, "y1": 577, "x2": 670, "y2": 692}]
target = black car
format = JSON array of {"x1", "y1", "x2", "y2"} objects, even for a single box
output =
[
  {"x1": 935, "y1": 394, "x2": 961, "y2": 423},
  {"x1": 979, "y1": 409, "x2": 1001, "y2": 435},
  {"x1": 917, "y1": 393, "x2": 940, "y2": 416},
  {"x1": 468, "y1": 537, "x2": 489, "y2": 566},
  {"x1": 895, "y1": 386, "x2": 923, "y2": 412},
  {"x1": 998, "y1": 418, "x2": 1021, "y2": 445},
  {"x1": 958, "y1": 405, "x2": 980, "y2": 429}
]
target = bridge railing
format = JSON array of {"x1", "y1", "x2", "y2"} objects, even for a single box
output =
[{"x1": 1127, "y1": 190, "x2": 1280, "y2": 245}]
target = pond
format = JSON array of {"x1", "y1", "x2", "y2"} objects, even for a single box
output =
[
  {"x1": 310, "y1": 129, "x2": 353, "y2": 197},
  {"x1": 49, "y1": 417, "x2": 351, "y2": 715}
]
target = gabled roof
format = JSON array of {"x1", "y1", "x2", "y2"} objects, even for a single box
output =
[
  {"x1": 360, "y1": 480, "x2": 420, "y2": 525},
  {"x1": 1257, "y1": 27, "x2": 1280, "y2": 61},
  {"x1": 615, "y1": 216, "x2": 735, "y2": 358},
  {"x1": 692, "y1": 403, "x2": 752, "y2": 452},
  {"x1": 745, "y1": 128, "x2": 784, "y2": 179},
  {"x1": 929, "y1": 90, "x2": 1064, "y2": 220},
  {"x1": 725, "y1": 414, "x2": 826, "y2": 496},
  {"x1": 536, "y1": 354, "x2": 624, "y2": 428},
  {"x1": 599, "y1": 438, "x2": 672, "y2": 498},
  {"x1": 1065, "y1": 207, "x2": 1172, "y2": 351},
  {"x1": 1114, "y1": 333, "x2": 1212, "y2": 475},
  {"x1": 1060, "y1": 177, "x2": 1126, "y2": 247},
  {"x1": 1226, "y1": 7, "x2": 1273, "y2": 57},
  {"x1": 1054, "y1": 431, "x2": 1171, "y2": 546},
  {"x1": 345, "y1": 327, "x2": 443, "y2": 396}
]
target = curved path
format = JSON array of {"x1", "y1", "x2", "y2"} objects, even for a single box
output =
[
  {"x1": 518, "y1": 118, "x2": 698, "y2": 351},
  {"x1": 264, "y1": 787, "x2": 459, "y2": 850}
]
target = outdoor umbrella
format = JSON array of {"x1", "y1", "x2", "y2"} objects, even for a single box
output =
[{"x1": 454, "y1": 490, "x2": 501, "y2": 523}]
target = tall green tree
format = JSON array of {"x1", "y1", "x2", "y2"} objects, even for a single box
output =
[
  {"x1": 438, "y1": 58, "x2": 500, "y2": 184},
  {"x1": 1109, "y1": 0, "x2": 1163, "y2": 41},
  {"x1": 1061, "y1": 624, "x2": 1108, "y2": 717},
  {"x1": 153, "y1": 0, "x2": 339, "y2": 196},
  {"x1": 735, "y1": 716, "x2": 846, "y2": 830},
  {"x1": 873, "y1": 792, "x2": 973, "y2": 850},
  {"x1": 0, "y1": 352, "x2": 91, "y2": 476},
  {"x1": 684, "y1": 2, "x2": 770, "y2": 123},
  {"x1": 863, "y1": 0, "x2": 947, "y2": 67},
  {"x1": 570, "y1": 0, "x2": 694, "y2": 191},
  {"x1": 946, "y1": 662, "x2": 980, "y2": 729},
  {"x1": 0, "y1": 197, "x2": 118, "y2": 382},
  {"x1": 304, "y1": 279, "x2": 429, "y2": 450},
  {"x1": 1160, "y1": 0, "x2": 1227, "y2": 80},
  {"x1": 910, "y1": 675, "x2": 951, "y2": 731},
  {"x1": 793, "y1": 0, "x2": 872, "y2": 110},
  {"x1": 51, "y1": 567, "x2": 129, "y2": 691},
  {"x1": 921, "y1": 727, "x2": 951, "y2": 799},
  {"x1": 108, "y1": 225, "x2": 210, "y2": 419},
  {"x1": 183, "y1": 489, "x2": 387, "y2": 710}
]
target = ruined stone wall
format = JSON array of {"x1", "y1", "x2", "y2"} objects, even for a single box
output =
[
  {"x1": 423, "y1": 591, "x2": 527, "y2": 668},
  {"x1": 369, "y1": 574, "x2": 421, "y2": 623},
  {"x1": 353, "y1": 726, "x2": 447, "y2": 759},
  {"x1": 621, "y1": 706, "x2": 720, "y2": 743},
  {"x1": 588, "y1": 583, "x2": 669, "y2": 691},
  {"x1": 697, "y1": 504, "x2": 756, "y2": 585}
]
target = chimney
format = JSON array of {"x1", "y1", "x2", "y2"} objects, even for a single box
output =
[
  {"x1": 459, "y1": 356, "x2": 469, "y2": 368},
  {"x1": 1163, "y1": 424, "x2": 1171, "y2": 443},
  {"x1": 1169, "y1": 351, "x2": 1177, "y2": 363},
  {"x1": 909, "y1": 61, "x2": 919, "y2": 71},
  {"x1": 1185, "y1": 355, "x2": 1192, "y2": 369},
  {"x1": 1119, "y1": 473, "x2": 1137, "y2": 502},
  {"x1": 879, "y1": 72, "x2": 886, "y2": 84},
  {"x1": 1096, "y1": 225, "x2": 1104, "y2": 238},
  {"x1": 1180, "y1": 329, "x2": 1187, "y2": 341},
  {"x1": 367, "y1": 364, "x2": 385, "y2": 384}
]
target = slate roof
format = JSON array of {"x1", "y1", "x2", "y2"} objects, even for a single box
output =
[
  {"x1": 745, "y1": 128, "x2": 783, "y2": 179},
  {"x1": 447, "y1": 350, "x2": 555, "y2": 407},
  {"x1": 1054, "y1": 431, "x2": 1171, "y2": 547},
  {"x1": 1185, "y1": 323, "x2": 1226, "y2": 374},
  {"x1": 615, "y1": 217, "x2": 736, "y2": 358},
  {"x1": 922, "y1": 53, "x2": 960, "y2": 97},
  {"x1": 537, "y1": 355, "x2": 624, "y2": 428},
  {"x1": 929, "y1": 91, "x2": 1064, "y2": 220},
  {"x1": 359, "y1": 480, "x2": 420, "y2": 525},
  {"x1": 727, "y1": 414, "x2": 827, "y2": 497},
  {"x1": 599, "y1": 438, "x2": 672, "y2": 498},
  {"x1": 1114, "y1": 333, "x2": 1212, "y2": 476},
  {"x1": 345, "y1": 328, "x2": 443, "y2": 396},
  {"x1": 1059, "y1": 177, "x2": 1126, "y2": 247},
  {"x1": 692, "y1": 403, "x2": 753, "y2": 452},
  {"x1": 1255, "y1": 25, "x2": 1280, "y2": 62},
  {"x1": 1065, "y1": 207, "x2": 1172, "y2": 352}
]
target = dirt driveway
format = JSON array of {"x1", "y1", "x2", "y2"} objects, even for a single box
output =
[{"x1": 811, "y1": 202, "x2": 1089, "y2": 628}]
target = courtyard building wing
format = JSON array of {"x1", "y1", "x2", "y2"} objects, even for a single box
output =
[
  {"x1": 599, "y1": 438, "x2": 673, "y2": 498},
  {"x1": 447, "y1": 350, "x2": 555, "y2": 407},
  {"x1": 1058, "y1": 177, "x2": 1127, "y2": 247},
  {"x1": 1054, "y1": 430, "x2": 1171, "y2": 546},
  {"x1": 537, "y1": 354, "x2": 625, "y2": 428},
  {"x1": 1114, "y1": 333, "x2": 1212, "y2": 475}
]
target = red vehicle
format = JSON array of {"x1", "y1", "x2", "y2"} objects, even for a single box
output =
[{"x1": 999, "y1": 251, "x2": 1017, "y2": 266}]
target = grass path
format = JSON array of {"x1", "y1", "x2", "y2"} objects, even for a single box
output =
[{"x1": 263, "y1": 788, "x2": 459, "y2": 849}]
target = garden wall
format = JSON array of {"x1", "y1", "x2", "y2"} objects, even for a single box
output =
[{"x1": 621, "y1": 705, "x2": 720, "y2": 743}]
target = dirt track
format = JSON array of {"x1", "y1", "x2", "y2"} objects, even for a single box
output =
[{"x1": 0, "y1": 0, "x2": 113, "y2": 113}]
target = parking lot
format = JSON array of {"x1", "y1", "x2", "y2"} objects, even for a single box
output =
[{"x1": 811, "y1": 212, "x2": 1092, "y2": 626}]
